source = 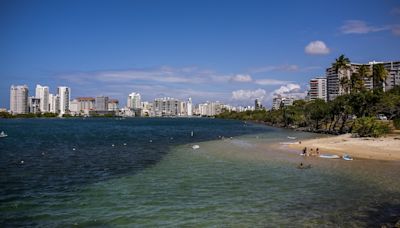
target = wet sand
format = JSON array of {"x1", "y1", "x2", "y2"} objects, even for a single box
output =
[{"x1": 288, "y1": 134, "x2": 400, "y2": 161}]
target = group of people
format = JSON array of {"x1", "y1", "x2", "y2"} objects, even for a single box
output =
[{"x1": 301, "y1": 147, "x2": 320, "y2": 156}]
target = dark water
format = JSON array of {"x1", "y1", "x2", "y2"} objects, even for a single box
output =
[{"x1": 0, "y1": 118, "x2": 399, "y2": 227}]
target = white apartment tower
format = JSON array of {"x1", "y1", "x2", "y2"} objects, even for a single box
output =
[
  {"x1": 309, "y1": 77, "x2": 327, "y2": 101},
  {"x1": 187, "y1": 97, "x2": 193, "y2": 116},
  {"x1": 57, "y1": 86, "x2": 70, "y2": 115},
  {"x1": 127, "y1": 92, "x2": 141, "y2": 109},
  {"x1": 10, "y1": 85, "x2": 29, "y2": 114},
  {"x1": 35, "y1": 84, "x2": 49, "y2": 112},
  {"x1": 48, "y1": 94, "x2": 60, "y2": 114}
]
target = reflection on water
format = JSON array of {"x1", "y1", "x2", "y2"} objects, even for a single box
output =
[{"x1": 0, "y1": 118, "x2": 399, "y2": 226}]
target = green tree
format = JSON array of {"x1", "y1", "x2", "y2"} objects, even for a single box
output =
[{"x1": 372, "y1": 64, "x2": 389, "y2": 91}]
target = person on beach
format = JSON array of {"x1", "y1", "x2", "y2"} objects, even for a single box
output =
[
  {"x1": 316, "y1": 148, "x2": 320, "y2": 155},
  {"x1": 302, "y1": 147, "x2": 307, "y2": 155}
]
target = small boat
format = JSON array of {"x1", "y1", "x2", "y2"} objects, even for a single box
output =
[
  {"x1": 192, "y1": 145, "x2": 200, "y2": 150},
  {"x1": 319, "y1": 154, "x2": 340, "y2": 159},
  {"x1": 342, "y1": 154, "x2": 353, "y2": 161},
  {"x1": 287, "y1": 136, "x2": 297, "y2": 140},
  {"x1": 0, "y1": 131, "x2": 8, "y2": 138}
]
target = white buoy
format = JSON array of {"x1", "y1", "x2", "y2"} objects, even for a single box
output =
[
  {"x1": 72, "y1": 148, "x2": 76, "y2": 151},
  {"x1": 123, "y1": 143, "x2": 127, "y2": 146},
  {"x1": 20, "y1": 160, "x2": 24, "y2": 164},
  {"x1": 112, "y1": 144, "x2": 115, "y2": 147},
  {"x1": 191, "y1": 131, "x2": 194, "y2": 137},
  {"x1": 149, "y1": 140, "x2": 152, "y2": 143}
]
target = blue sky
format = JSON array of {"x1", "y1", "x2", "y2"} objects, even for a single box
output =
[{"x1": 1, "y1": 0, "x2": 399, "y2": 108}]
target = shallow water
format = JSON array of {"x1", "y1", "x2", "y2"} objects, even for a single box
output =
[{"x1": 0, "y1": 118, "x2": 399, "y2": 226}]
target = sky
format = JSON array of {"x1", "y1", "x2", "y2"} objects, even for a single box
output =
[{"x1": 1, "y1": 0, "x2": 399, "y2": 108}]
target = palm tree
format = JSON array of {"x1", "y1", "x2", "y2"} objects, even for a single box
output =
[
  {"x1": 333, "y1": 55, "x2": 351, "y2": 94},
  {"x1": 333, "y1": 54, "x2": 350, "y2": 73},
  {"x1": 340, "y1": 77, "x2": 350, "y2": 94},
  {"x1": 352, "y1": 64, "x2": 371, "y2": 92},
  {"x1": 372, "y1": 64, "x2": 389, "y2": 91}
]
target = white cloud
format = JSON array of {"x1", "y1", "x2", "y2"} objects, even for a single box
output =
[
  {"x1": 230, "y1": 74, "x2": 252, "y2": 82},
  {"x1": 254, "y1": 79, "x2": 292, "y2": 85},
  {"x1": 305, "y1": 41, "x2": 330, "y2": 55},
  {"x1": 272, "y1": 83, "x2": 301, "y2": 96},
  {"x1": 340, "y1": 20, "x2": 390, "y2": 34},
  {"x1": 232, "y1": 89, "x2": 266, "y2": 101}
]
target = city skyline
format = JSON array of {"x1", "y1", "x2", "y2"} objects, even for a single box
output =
[{"x1": 1, "y1": 0, "x2": 400, "y2": 108}]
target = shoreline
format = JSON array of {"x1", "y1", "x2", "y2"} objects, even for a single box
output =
[{"x1": 288, "y1": 133, "x2": 400, "y2": 161}]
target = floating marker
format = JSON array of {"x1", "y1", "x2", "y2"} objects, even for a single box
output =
[{"x1": 20, "y1": 160, "x2": 24, "y2": 164}]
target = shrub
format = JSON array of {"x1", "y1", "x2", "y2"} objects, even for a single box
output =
[
  {"x1": 393, "y1": 118, "x2": 400, "y2": 130},
  {"x1": 352, "y1": 117, "x2": 390, "y2": 137}
]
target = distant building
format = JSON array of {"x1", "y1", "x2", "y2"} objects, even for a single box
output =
[
  {"x1": 48, "y1": 94, "x2": 60, "y2": 114},
  {"x1": 140, "y1": 101, "x2": 153, "y2": 117},
  {"x1": 35, "y1": 84, "x2": 49, "y2": 113},
  {"x1": 127, "y1": 92, "x2": 141, "y2": 109},
  {"x1": 187, "y1": 97, "x2": 193, "y2": 116},
  {"x1": 58, "y1": 86, "x2": 70, "y2": 115},
  {"x1": 10, "y1": 85, "x2": 29, "y2": 114},
  {"x1": 108, "y1": 99, "x2": 119, "y2": 111},
  {"x1": 153, "y1": 97, "x2": 180, "y2": 116},
  {"x1": 95, "y1": 96, "x2": 109, "y2": 111},
  {"x1": 196, "y1": 101, "x2": 223, "y2": 116},
  {"x1": 272, "y1": 95, "x2": 294, "y2": 109},
  {"x1": 309, "y1": 77, "x2": 327, "y2": 101},
  {"x1": 28, "y1": 97, "x2": 41, "y2": 114},
  {"x1": 255, "y1": 98, "x2": 262, "y2": 110}
]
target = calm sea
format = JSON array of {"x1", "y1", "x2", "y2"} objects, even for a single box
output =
[{"x1": 0, "y1": 118, "x2": 399, "y2": 227}]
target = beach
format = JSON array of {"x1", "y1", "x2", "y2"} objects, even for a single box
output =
[{"x1": 288, "y1": 133, "x2": 400, "y2": 161}]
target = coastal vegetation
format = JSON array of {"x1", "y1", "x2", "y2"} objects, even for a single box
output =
[{"x1": 217, "y1": 55, "x2": 400, "y2": 137}]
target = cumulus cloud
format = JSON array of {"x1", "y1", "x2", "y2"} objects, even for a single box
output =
[
  {"x1": 340, "y1": 20, "x2": 390, "y2": 34},
  {"x1": 232, "y1": 89, "x2": 266, "y2": 101},
  {"x1": 254, "y1": 79, "x2": 292, "y2": 85},
  {"x1": 305, "y1": 41, "x2": 330, "y2": 55},
  {"x1": 230, "y1": 74, "x2": 252, "y2": 82},
  {"x1": 272, "y1": 83, "x2": 301, "y2": 96}
]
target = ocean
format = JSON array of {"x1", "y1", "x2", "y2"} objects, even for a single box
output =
[{"x1": 0, "y1": 118, "x2": 399, "y2": 226}]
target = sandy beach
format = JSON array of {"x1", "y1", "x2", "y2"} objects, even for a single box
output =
[{"x1": 288, "y1": 134, "x2": 400, "y2": 161}]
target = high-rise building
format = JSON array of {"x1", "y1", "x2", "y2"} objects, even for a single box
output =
[
  {"x1": 108, "y1": 99, "x2": 119, "y2": 111},
  {"x1": 10, "y1": 85, "x2": 29, "y2": 114},
  {"x1": 272, "y1": 95, "x2": 294, "y2": 109},
  {"x1": 309, "y1": 77, "x2": 327, "y2": 101},
  {"x1": 95, "y1": 96, "x2": 109, "y2": 111},
  {"x1": 326, "y1": 61, "x2": 399, "y2": 101},
  {"x1": 196, "y1": 101, "x2": 223, "y2": 116},
  {"x1": 187, "y1": 98, "x2": 193, "y2": 116},
  {"x1": 58, "y1": 86, "x2": 70, "y2": 115},
  {"x1": 28, "y1": 97, "x2": 41, "y2": 114},
  {"x1": 49, "y1": 94, "x2": 60, "y2": 114},
  {"x1": 127, "y1": 92, "x2": 141, "y2": 109},
  {"x1": 35, "y1": 84, "x2": 49, "y2": 113},
  {"x1": 153, "y1": 97, "x2": 180, "y2": 116}
]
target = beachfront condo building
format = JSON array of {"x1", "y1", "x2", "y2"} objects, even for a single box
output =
[
  {"x1": 196, "y1": 101, "x2": 223, "y2": 116},
  {"x1": 153, "y1": 97, "x2": 180, "y2": 116},
  {"x1": 108, "y1": 99, "x2": 119, "y2": 111},
  {"x1": 127, "y1": 92, "x2": 141, "y2": 109},
  {"x1": 326, "y1": 61, "x2": 399, "y2": 101},
  {"x1": 48, "y1": 94, "x2": 60, "y2": 114},
  {"x1": 58, "y1": 86, "x2": 70, "y2": 115},
  {"x1": 35, "y1": 84, "x2": 49, "y2": 113},
  {"x1": 28, "y1": 97, "x2": 41, "y2": 114},
  {"x1": 95, "y1": 96, "x2": 109, "y2": 111},
  {"x1": 272, "y1": 95, "x2": 294, "y2": 110},
  {"x1": 10, "y1": 85, "x2": 29, "y2": 114},
  {"x1": 309, "y1": 77, "x2": 327, "y2": 101},
  {"x1": 187, "y1": 98, "x2": 193, "y2": 116}
]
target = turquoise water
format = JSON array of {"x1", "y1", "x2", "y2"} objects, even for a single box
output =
[{"x1": 0, "y1": 118, "x2": 399, "y2": 226}]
